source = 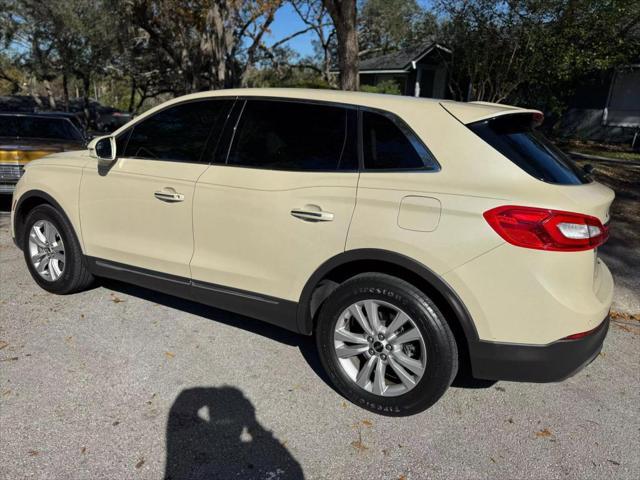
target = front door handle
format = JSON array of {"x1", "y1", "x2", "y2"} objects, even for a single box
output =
[
  {"x1": 290, "y1": 207, "x2": 334, "y2": 222},
  {"x1": 154, "y1": 189, "x2": 184, "y2": 203}
]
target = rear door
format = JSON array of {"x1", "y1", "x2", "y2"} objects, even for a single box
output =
[
  {"x1": 80, "y1": 98, "x2": 232, "y2": 278},
  {"x1": 190, "y1": 98, "x2": 359, "y2": 303}
]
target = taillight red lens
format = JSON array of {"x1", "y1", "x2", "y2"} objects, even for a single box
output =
[{"x1": 483, "y1": 206, "x2": 608, "y2": 252}]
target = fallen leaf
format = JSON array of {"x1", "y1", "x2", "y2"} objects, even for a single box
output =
[
  {"x1": 535, "y1": 428, "x2": 552, "y2": 438},
  {"x1": 81, "y1": 447, "x2": 86, "y2": 454},
  {"x1": 0, "y1": 357, "x2": 19, "y2": 362},
  {"x1": 135, "y1": 457, "x2": 145, "y2": 469},
  {"x1": 65, "y1": 336, "x2": 73, "y2": 342},
  {"x1": 28, "y1": 450, "x2": 39, "y2": 456},
  {"x1": 490, "y1": 457, "x2": 496, "y2": 463},
  {"x1": 0, "y1": 340, "x2": 8, "y2": 350},
  {"x1": 341, "y1": 401, "x2": 348, "y2": 409},
  {"x1": 2, "y1": 389, "x2": 11, "y2": 396},
  {"x1": 351, "y1": 440, "x2": 368, "y2": 452},
  {"x1": 361, "y1": 419, "x2": 373, "y2": 427},
  {"x1": 112, "y1": 421, "x2": 120, "y2": 427},
  {"x1": 165, "y1": 351, "x2": 175, "y2": 359},
  {"x1": 110, "y1": 294, "x2": 125, "y2": 303},
  {"x1": 495, "y1": 386, "x2": 506, "y2": 392},
  {"x1": 398, "y1": 476, "x2": 407, "y2": 480}
]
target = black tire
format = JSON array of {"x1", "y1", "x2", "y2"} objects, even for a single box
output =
[
  {"x1": 22, "y1": 204, "x2": 94, "y2": 294},
  {"x1": 316, "y1": 273, "x2": 458, "y2": 416}
]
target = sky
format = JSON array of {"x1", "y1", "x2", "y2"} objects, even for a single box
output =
[{"x1": 265, "y1": 1, "x2": 437, "y2": 58}]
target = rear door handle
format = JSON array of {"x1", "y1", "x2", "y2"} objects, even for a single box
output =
[
  {"x1": 154, "y1": 189, "x2": 184, "y2": 203},
  {"x1": 290, "y1": 208, "x2": 334, "y2": 222}
]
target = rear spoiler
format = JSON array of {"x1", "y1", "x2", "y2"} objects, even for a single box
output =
[{"x1": 440, "y1": 101, "x2": 543, "y2": 126}]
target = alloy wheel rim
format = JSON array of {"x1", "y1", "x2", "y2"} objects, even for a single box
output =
[
  {"x1": 28, "y1": 220, "x2": 65, "y2": 281},
  {"x1": 333, "y1": 299, "x2": 427, "y2": 397}
]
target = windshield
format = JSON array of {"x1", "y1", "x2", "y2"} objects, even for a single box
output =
[
  {"x1": 0, "y1": 116, "x2": 84, "y2": 142},
  {"x1": 469, "y1": 113, "x2": 590, "y2": 185}
]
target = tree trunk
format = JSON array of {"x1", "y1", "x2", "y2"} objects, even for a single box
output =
[
  {"x1": 323, "y1": 0, "x2": 358, "y2": 91},
  {"x1": 43, "y1": 80, "x2": 57, "y2": 110},
  {"x1": 62, "y1": 72, "x2": 70, "y2": 111},
  {"x1": 128, "y1": 78, "x2": 136, "y2": 113}
]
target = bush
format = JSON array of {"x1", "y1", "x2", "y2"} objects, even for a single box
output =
[{"x1": 360, "y1": 80, "x2": 402, "y2": 95}]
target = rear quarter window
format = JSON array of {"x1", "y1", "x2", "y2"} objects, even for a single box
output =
[{"x1": 469, "y1": 113, "x2": 590, "y2": 185}]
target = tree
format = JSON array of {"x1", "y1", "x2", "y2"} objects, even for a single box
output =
[
  {"x1": 359, "y1": 0, "x2": 438, "y2": 58},
  {"x1": 127, "y1": 0, "x2": 284, "y2": 94},
  {"x1": 290, "y1": 0, "x2": 335, "y2": 82},
  {"x1": 437, "y1": 0, "x2": 640, "y2": 111},
  {"x1": 323, "y1": 0, "x2": 358, "y2": 90}
]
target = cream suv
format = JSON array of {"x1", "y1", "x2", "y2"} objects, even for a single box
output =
[{"x1": 10, "y1": 89, "x2": 614, "y2": 416}]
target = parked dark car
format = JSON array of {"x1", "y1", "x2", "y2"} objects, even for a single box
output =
[{"x1": 0, "y1": 113, "x2": 86, "y2": 194}]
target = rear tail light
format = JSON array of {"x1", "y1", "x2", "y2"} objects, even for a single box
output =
[{"x1": 483, "y1": 205, "x2": 608, "y2": 252}]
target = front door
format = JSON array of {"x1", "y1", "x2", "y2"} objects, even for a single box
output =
[{"x1": 80, "y1": 98, "x2": 233, "y2": 278}]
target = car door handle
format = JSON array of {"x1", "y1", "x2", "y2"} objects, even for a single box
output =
[
  {"x1": 154, "y1": 190, "x2": 184, "y2": 203},
  {"x1": 290, "y1": 207, "x2": 334, "y2": 222}
]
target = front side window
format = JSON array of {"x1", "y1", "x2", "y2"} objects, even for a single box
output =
[
  {"x1": 362, "y1": 111, "x2": 437, "y2": 170},
  {"x1": 121, "y1": 99, "x2": 231, "y2": 162},
  {"x1": 227, "y1": 100, "x2": 357, "y2": 171}
]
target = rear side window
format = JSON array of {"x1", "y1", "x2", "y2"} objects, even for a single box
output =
[
  {"x1": 122, "y1": 99, "x2": 231, "y2": 162},
  {"x1": 362, "y1": 111, "x2": 437, "y2": 170},
  {"x1": 469, "y1": 114, "x2": 590, "y2": 185},
  {"x1": 227, "y1": 100, "x2": 357, "y2": 171}
]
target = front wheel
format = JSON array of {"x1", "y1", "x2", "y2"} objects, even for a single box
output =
[
  {"x1": 316, "y1": 273, "x2": 458, "y2": 416},
  {"x1": 22, "y1": 204, "x2": 94, "y2": 294}
]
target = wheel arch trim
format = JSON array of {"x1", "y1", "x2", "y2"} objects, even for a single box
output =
[
  {"x1": 296, "y1": 248, "x2": 480, "y2": 343},
  {"x1": 13, "y1": 190, "x2": 81, "y2": 251}
]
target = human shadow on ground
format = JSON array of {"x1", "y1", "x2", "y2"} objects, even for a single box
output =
[{"x1": 165, "y1": 386, "x2": 304, "y2": 480}]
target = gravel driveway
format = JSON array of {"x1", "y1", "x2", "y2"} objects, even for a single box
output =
[{"x1": 1, "y1": 207, "x2": 639, "y2": 480}]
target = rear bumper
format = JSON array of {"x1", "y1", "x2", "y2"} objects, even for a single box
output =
[{"x1": 470, "y1": 316, "x2": 609, "y2": 382}]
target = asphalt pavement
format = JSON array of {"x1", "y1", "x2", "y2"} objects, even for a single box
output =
[{"x1": 1, "y1": 207, "x2": 639, "y2": 480}]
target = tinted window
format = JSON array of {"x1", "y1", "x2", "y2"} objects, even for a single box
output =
[
  {"x1": 123, "y1": 100, "x2": 231, "y2": 162},
  {"x1": 469, "y1": 114, "x2": 590, "y2": 185},
  {"x1": 363, "y1": 111, "x2": 436, "y2": 170},
  {"x1": 227, "y1": 100, "x2": 357, "y2": 171},
  {"x1": 0, "y1": 116, "x2": 83, "y2": 141}
]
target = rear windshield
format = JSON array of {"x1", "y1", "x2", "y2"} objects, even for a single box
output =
[
  {"x1": 0, "y1": 116, "x2": 84, "y2": 142},
  {"x1": 469, "y1": 114, "x2": 590, "y2": 185}
]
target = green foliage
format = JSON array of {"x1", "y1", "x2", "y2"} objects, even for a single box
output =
[
  {"x1": 436, "y1": 0, "x2": 640, "y2": 112},
  {"x1": 359, "y1": 79, "x2": 402, "y2": 95},
  {"x1": 359, "y1": 0, "x2": 439, "y2": 57}
]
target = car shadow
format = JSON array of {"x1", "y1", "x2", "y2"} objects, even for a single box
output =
[
  {"x1": 165, "y1": 386, "x2": 304, "y2": 480},
  {"x1": 101, "y1": 279, "x2": 333, "y2": 388},
  {"x1": 0, "y1": 195, "x2": 11, "y2": 213}
]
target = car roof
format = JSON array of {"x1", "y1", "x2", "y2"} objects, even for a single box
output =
[
  {"x1": 121, "y1": 88, "x2": 539, "y2": 129},
  {"x1": 0, "y1": 112, "x2": 77, "y2": 120}
]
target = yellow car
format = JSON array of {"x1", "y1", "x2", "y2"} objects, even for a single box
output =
[{"x1": 10, "y1": 89, "x2": 614, "y2": 415}]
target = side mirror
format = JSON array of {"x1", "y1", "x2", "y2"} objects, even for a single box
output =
[{"x1": 88, "y1": 135, "x2": 116, "y2": 162}]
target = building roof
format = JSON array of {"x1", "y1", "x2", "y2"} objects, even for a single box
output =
[{"x1": 355, "y1": 41, "x2": 451, "y2": 74}]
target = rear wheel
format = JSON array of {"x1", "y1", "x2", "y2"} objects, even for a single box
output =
[
  {"x1": 22, "y1": 204, "x2": 94, "y2": 294},
  {"x1": 316, "y1": 273, "x2": 458, "y2": 416}
]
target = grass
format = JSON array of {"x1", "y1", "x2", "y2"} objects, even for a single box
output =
[{"x1": 557, "y1": 139, "x2": 640, "y2": 162}]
